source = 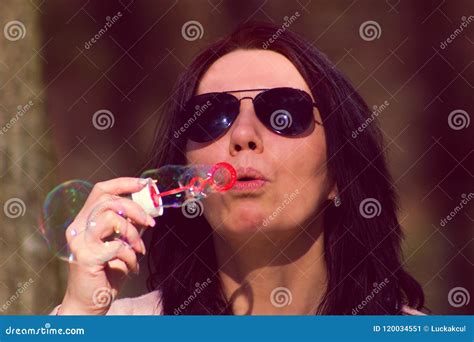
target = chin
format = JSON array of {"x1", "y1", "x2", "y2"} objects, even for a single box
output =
[{"x1": 223, "y1": 205, "x2": 268, "y2": 234}]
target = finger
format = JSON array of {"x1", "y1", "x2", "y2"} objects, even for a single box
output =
[
  {"x1": 72, "y1": 178, "x2": 150, "y2": 236},
  {"x1": 90, "y1": 210, "x2": 145, "y2": 255},
  {"x1": 103, "y1": 240, "x2": 139, "y2": 274},
  {"x1": 91, "y1": 177, "x2": 149, "y2": 197},
  {"x1": 74, "y1": 240, "x2": 139, "y2": 274},
  {"x1": 69, "y1": 236, "x2": 140, "y2": 271},
  {"x1": 88, "y1": 194, "x2": 155, "y2": 228}
]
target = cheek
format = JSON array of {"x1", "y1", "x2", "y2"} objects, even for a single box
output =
[
  {"x1": 292, "y1": 139, "x2": 328, "y2": 193},
  {"x1": 268, "y1": 137, "x2": 330, "y2": 226},
  {"x1": 185, "y1": 144, "x2": 207, "y2": 165},
  {"x1": 271, "y1": 128, "x2": 328, "y2": 187},
  {"x1": 185, "y1": 140, "x2": 227, "y2": 165}
]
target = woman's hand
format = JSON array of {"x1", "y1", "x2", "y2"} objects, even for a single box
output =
[{"x1": 58, "y1": 177, "x2": 156, "y2": 315}]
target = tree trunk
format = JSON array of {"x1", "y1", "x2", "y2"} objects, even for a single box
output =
[{"x1": 0, "y1": 0, "x2": 64, "y2": 314}]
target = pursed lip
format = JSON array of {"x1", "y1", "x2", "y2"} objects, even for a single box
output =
[
  {"x1": 232, "y1": 166, "x2": 269, "y2": 191},
  {"x1": 235, "y1": 167, "x2": 269, "y2": 182}
]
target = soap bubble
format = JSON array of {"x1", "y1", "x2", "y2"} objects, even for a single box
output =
[
  {"x1": 41, "y1": 180, "x2": 93, "y2": 261},
  {"x1": 41, "y1": 179, "x2": 131, "y2": 264}
]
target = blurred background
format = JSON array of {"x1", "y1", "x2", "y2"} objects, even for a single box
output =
[{"x1": 0, "y1": 0, "x2": 472, "y2": 315}]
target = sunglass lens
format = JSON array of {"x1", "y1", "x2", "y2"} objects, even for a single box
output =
[
  {"x1": 254, "y1": 88, "x2": 314, "y2": 136},
  {"x1": 184, "y1": 93, "x2": 239, "y2": 142}
]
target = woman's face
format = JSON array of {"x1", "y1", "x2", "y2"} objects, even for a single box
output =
[{"x1": 185, "y1": 49, "x2": 335, "y2": 236}]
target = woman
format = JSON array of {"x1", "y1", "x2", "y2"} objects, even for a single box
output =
[{"x1": 52, "y1": 21, "x2": 425, "y2": 315}]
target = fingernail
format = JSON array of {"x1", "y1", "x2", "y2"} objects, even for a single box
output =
[
  {"x1": 147, "y1": 216, "x2": 156, "y2": 227},
  {"x1": 140, "y1": 240, "x2": 146, "y2": 255},
  {"x1": 134, "y1": 263, "x2": 140, "y2": 275},
  {"x1": 139, "y1": 178, "x2": 148, "y2": 186}
]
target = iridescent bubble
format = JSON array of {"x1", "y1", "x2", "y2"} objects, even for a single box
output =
[{"x1": 41, "y1": 180, "x2": 93, "y2": 261}]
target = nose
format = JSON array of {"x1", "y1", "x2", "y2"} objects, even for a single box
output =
[{"x1": 229, "y1": 98, "x2": 264, "y2": 156}]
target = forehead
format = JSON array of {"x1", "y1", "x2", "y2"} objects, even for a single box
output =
[{"x1": 196, "y1": 49, "x2": 311, "y2": 95}]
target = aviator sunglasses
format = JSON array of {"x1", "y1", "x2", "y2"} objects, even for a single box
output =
[{"x1": 181, "y1": 87, "x2": 322, "y2": 143}]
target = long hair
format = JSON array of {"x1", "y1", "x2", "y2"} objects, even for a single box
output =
[{"x1": 145, "y1": 21, "x2": 425, "y2": 315}]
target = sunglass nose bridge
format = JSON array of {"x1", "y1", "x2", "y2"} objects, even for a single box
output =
[{"x1": 238, "y1": 96, "x2": 254, "y2": 102}]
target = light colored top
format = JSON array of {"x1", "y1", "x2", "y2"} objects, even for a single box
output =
[{"x1": 50, "y1": 290, "x2": 425, "y2": 315}]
